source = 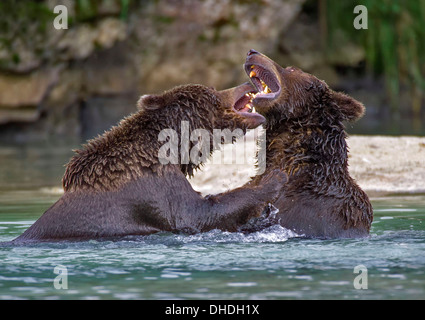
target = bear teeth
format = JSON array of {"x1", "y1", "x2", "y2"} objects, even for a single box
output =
[
  {"x1": 260, "y1": 80, "x2": 271, "y2": 93},
  {"x1": 245, "y1": 92, "x2": 257, "y2": 103},
  {"x1": 249, "y1": 67, "x2": 272, "y2": 93},
  {"x1": 242, "y1": 101, "x2": 256, "y2": 113}
]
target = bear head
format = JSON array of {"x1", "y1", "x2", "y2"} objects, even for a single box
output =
[
  {"x1": 243, "y1": 50, "x2": 365, "y2": 130},
  {"x1": 137, "y1": 83, "x2": 266, "y2": 132}
]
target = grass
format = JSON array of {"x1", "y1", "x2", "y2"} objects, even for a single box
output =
[{"x1": 321, "y1": 0, "x2": 425, "y2": 126}]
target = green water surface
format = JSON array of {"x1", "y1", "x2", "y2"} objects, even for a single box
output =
[{"x1": 0, "y1": 144, "x2": 424, "y2": 300}]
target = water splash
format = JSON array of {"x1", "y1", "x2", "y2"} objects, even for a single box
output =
[{"x1": 169, "y1": 224, "x2": 299, "y2": 245}]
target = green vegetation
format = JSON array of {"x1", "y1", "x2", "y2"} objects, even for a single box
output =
[
  {"x1": 0, "y1": 0, "x2": 54, "y2": 68},
  {"x1": 0, "y1": 0, "x2": 134, "y2": 69},
  {"x1": 321, "y1": 0, "x2": 425, "y2": 127},
  {"x1": 76, "y1": 0, "x2": 132, "y2": 21}
]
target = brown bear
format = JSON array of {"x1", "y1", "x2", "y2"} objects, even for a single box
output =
[
  {"x1": 242, "y1": 49, "x2": 373, "y2": 238},
  {"x1": 13, "y1": 83, "x2": 286, "y2": 242}
]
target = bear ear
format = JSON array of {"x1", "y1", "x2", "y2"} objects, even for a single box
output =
[
  {"x1": 332, "y1": 91, "x2": 365, "y2": 122},
  {"x1": 137, "y1": 94, "x2": 165, "y2": 111}
]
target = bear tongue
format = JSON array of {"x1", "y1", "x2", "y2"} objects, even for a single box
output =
[{"x1": 234, "y1": 91, "x2": 258, "y2": 113}]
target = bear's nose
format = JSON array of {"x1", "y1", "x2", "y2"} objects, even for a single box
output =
[{"x1": 247, "y1": 49, "x2": 259, "y2": 56}]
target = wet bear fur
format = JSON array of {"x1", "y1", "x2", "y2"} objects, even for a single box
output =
[
  {"x1": 244, "y1": 50, "x2": 373, "y2": 238},
  {"x1": 14, "y1": 83, "x2": 285, "y2": 242}
]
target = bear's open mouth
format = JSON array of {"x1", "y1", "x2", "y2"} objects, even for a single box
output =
[
  {"x1": 233, "y1": 89, "x2": 258, "y2": 114},
  {"x1": 244, "y1": 64, "x2": 281, "y2": 102},
  {"x1": 227, "y1": 82, "x2": 266, "y2": 127}
]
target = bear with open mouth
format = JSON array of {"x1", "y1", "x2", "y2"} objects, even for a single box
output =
[
  {"x1": 13, "y1": 83, "x2": 286, "y2": 243},
  {"x1": 242, "y1": 49, "x2": 373, "y2": 239}
]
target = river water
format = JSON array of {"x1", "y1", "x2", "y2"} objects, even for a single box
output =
[{"x1": 0, "y1": 144, "x2": 424, "y2": 300}]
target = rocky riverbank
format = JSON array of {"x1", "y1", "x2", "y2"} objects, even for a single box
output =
[
  {"x1": 4, "y1": 0, "x2": 404, "y2": 143},
  {"x1": 189, "y1": 135, "x2": 425, "y2": 196},
  {"x1": 0, "y1": 0, "x2": 306, "y2": 142}
]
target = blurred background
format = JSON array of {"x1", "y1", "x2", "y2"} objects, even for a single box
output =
[
  {"x1": 0, "y1": 0, "x2": 424, "y2": 190},
  {"x1": 0, "y1": 0, "x2": 424, "y2": 145}
]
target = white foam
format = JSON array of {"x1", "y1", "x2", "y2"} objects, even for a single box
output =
[{"x1": 176, "y1": 224, "x2": 299, "y2": 244}]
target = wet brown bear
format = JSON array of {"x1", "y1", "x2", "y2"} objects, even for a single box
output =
[
  {"x1": 14, "y1": 83, "x2": 285, "y2": 242},
  {"x1": 242, "y1": 50, "x2": 373, "y2": 238}
]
